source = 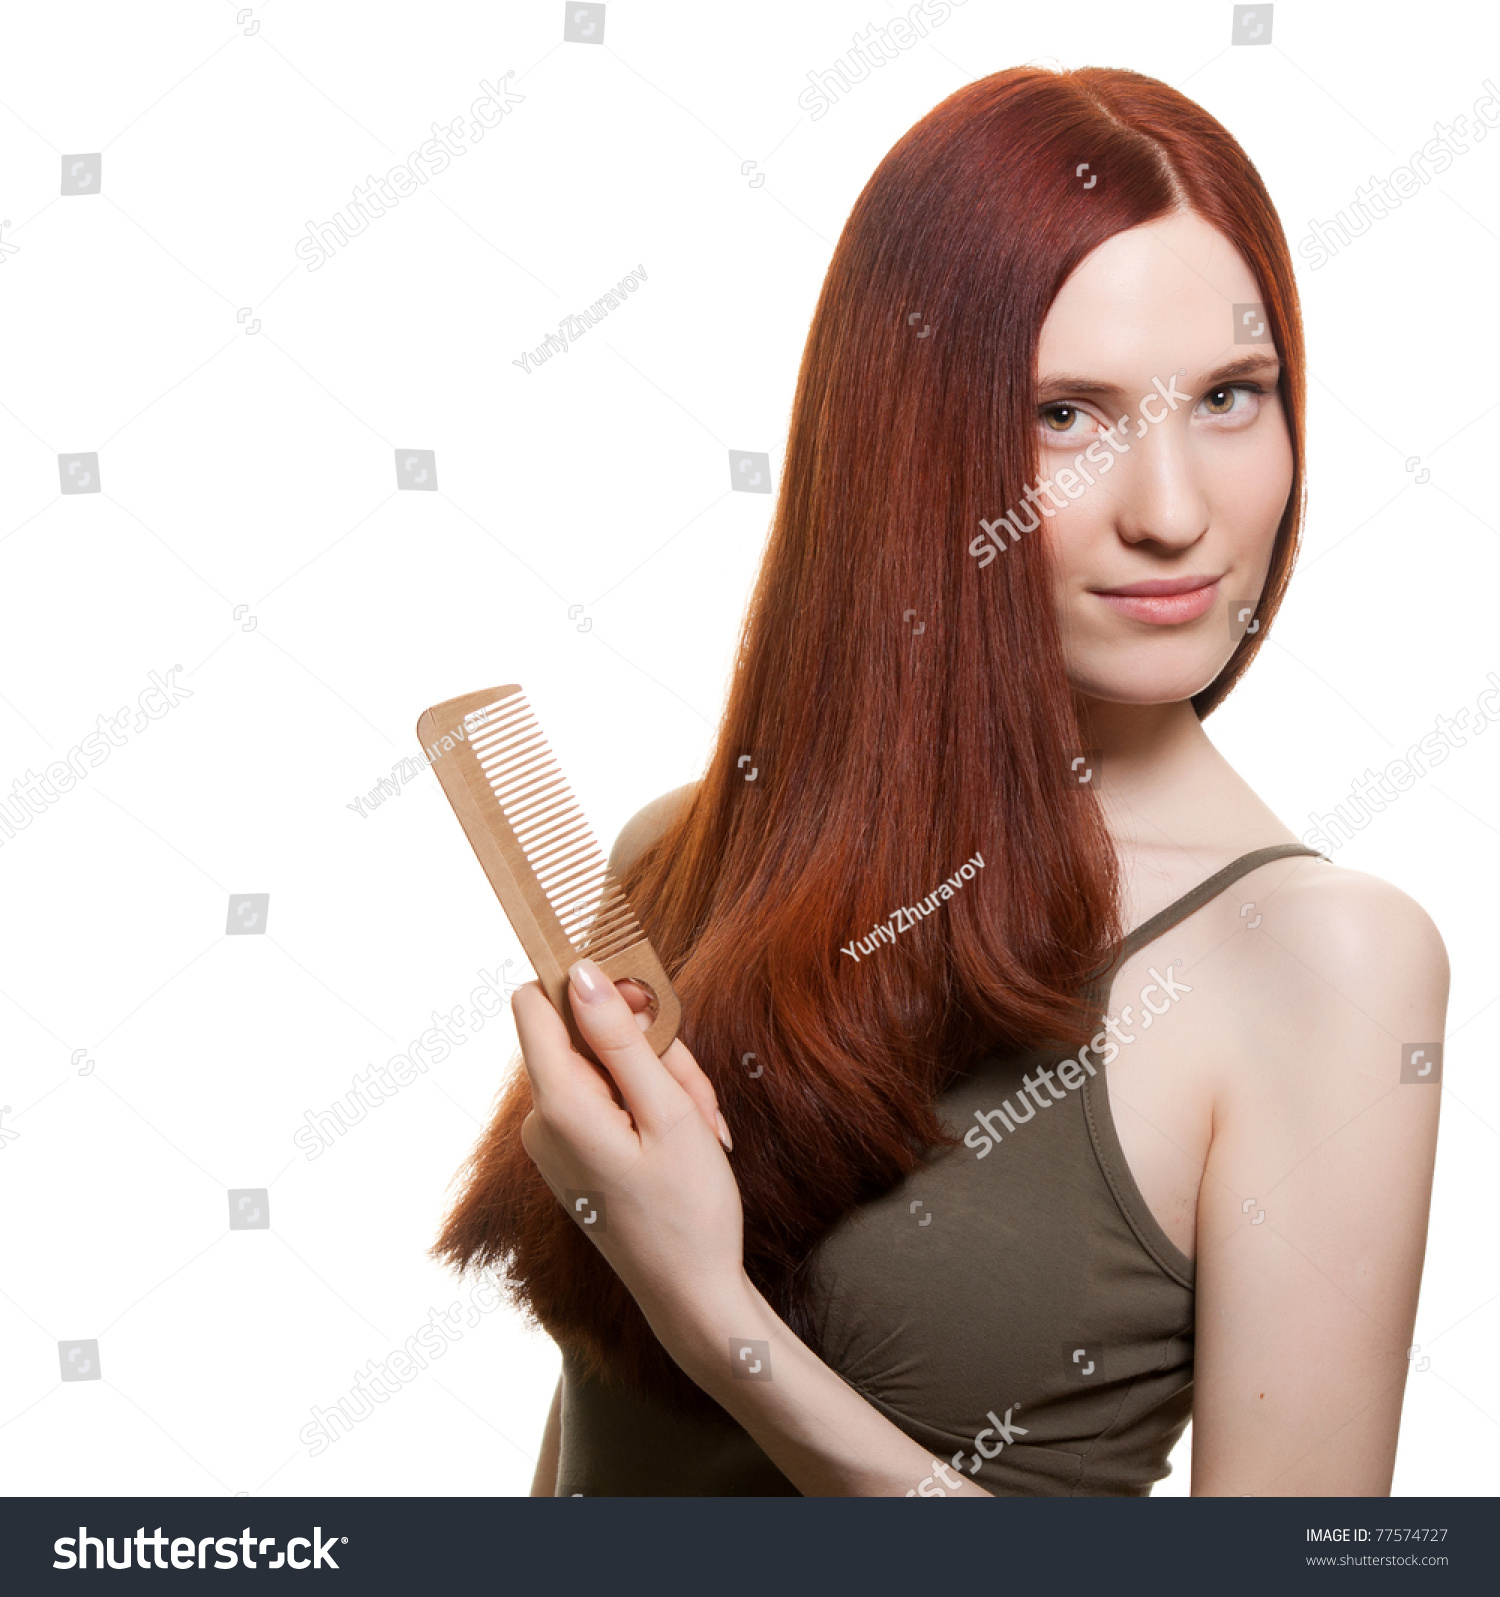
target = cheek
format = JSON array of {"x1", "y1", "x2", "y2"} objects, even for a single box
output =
[
  {"x1": 1039, "y1": 494, "x2": 1104, "y2": 600},
  {"x1": 1216, "y1": 423, "x2": 1295, "y2": 561}
]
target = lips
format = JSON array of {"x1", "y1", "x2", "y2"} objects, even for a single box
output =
[{"x1": 1090, "y1": 574, "x2": 1222, "y2": 626}]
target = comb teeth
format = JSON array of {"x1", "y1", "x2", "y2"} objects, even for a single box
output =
[{"x1": 463, "y1": 690, "x2": 646, "y2": 962}]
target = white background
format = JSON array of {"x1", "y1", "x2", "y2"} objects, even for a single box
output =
[{"x1": 0, "y1": 0, "x2": 1496, "y2": 1498}]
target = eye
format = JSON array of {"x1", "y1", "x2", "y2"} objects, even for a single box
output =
[
  {"x1": 1198, "y1": 383, "x2": 1264, "y2": 419},
  {"x1": 1040, "y1": 402, "x2": 1090, "y2": 435}
]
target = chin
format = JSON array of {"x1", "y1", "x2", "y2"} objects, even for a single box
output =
[{"x1": 1068, "y1": 649, "x2": 1230, "y2": 705}]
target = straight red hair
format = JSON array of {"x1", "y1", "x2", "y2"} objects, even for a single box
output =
[{"x1": 434, "y1": 65, "x2": 1306, "y2": 1406}]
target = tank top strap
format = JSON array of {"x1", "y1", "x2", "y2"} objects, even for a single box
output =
[{"x1": 1112, "y1": 842, "x2": 1328, "y2": 972}]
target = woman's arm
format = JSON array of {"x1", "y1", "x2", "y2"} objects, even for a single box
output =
[
  {"x1": 518, "y1": 786, "x2": 979, "y2": 1497},
  {"x1": 654, "y1": 1277, "x2": 988, "y2": 1498},
  {"x1": 511, "y1": 966, "x2": 990, "y2": 1497},
  {"x1": 529, "y1": 1378, "x2": 562, "y2": 1497},
  {"x1": 1191, "y1": 867, "x2": 1448, "y2": 1495}
]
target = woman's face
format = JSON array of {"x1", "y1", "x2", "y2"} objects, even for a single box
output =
[{"x1": 1031, "y1": 209, "x2": 1294, "y2": 705}]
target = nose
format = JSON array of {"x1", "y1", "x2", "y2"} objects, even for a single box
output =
[{"x1": 1108, "y1": 417, "x2": 1210, "y2": 552}]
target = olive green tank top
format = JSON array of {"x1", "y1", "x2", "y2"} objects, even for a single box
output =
[{"x1": 555, "y1": 843, "x2": 1325, "y2": 1496}]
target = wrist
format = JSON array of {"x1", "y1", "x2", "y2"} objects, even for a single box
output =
[{"x1": 640, "y1": 1268, "x2": 774, "y2": 1394}]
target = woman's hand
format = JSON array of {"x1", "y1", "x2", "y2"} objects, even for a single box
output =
[
  {"x1": 514, "y1": 958, "x2": 990, "y2": 1495},
  {"x1": 514, "y1": 959, "x2": 745, "y2": 1335}
]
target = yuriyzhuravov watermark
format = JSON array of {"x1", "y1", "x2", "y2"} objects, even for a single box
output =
[{"x1": 841, "y1": 852, "x2": 984, "y2": 962}]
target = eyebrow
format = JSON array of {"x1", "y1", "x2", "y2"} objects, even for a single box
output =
[{"x1": 1035, "y1": 354, "x2": 1282, "y2": 403}]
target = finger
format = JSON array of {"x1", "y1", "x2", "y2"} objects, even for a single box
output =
[
  {"x1": 514, "y1": 973, "x2": 728, "y2": 1149},
  {"x1": 616, "y1": 978, "x2": 655, "y2": 1032},
  {"x1": 656, "y1": 1038, "x2": 731, "y2": 1152},
  {"x1": 607, "y1": 981, "x2": 727, "y2": 1146},
  {"x1": 565, "y1": 958, "x2": 688, "y2": 1138},
  {"x1": 511, "y1": 982, "x2": 624, "y2": 1115},
  {"x1": 511, "y1": 980, "x2": 646, "y2": 1090},
  {"x1": 611, "y1": 982, "x2": 712, "y2": 1130}
]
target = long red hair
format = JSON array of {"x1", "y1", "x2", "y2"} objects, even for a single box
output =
[{"x1": 434, "y1": 65, "x2": 1306, "y2": 1405}]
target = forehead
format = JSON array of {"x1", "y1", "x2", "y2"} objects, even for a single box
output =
[{"x1": 1036, "y1": 211, "x2": 1264, "y2": 374}]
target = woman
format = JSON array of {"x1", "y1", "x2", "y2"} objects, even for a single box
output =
[{"x1": 436, "y1": 65, "x2": 1446, "y2": 1496}]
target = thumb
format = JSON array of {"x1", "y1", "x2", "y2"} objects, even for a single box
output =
[{"x1": 572, "y1": 962, "x2": 730, "y2": 1151}]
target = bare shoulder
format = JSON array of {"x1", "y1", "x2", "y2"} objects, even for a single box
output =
[
  {"x1": 607, "y1": 781, "x2": 700, "y2": 875},
  {"x1": 1241, "y1": 855, "x2": 1449, "y2": 1006},
  {"x1": 1192, "y1": 853, "x2": 1449, "y2": 1495},
  {"x1": 1223, "y1": 855, "x2": 1450, "y2": 1096}
]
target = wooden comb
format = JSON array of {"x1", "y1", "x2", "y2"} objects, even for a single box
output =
[{"x1": 415, "y1": 685, "x2": 681, "y2": 1063}]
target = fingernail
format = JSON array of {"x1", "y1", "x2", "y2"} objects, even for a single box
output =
[
  {"x1": 715, "y1": 1110, "x2": 733, "y2": 1153},
  {"x1": 569, "y1": 958, "x2": 611, "y2": 1005}
]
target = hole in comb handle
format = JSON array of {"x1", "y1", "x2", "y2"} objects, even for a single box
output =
[{"x1": 614, "y1": 976, "x2": 661, "y2": 1028}]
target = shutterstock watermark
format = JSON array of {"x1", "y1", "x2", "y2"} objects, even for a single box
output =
[
  {"x1": 797, "y1": 0, "x2": 970, "y2": 121},
  {"x1": 840, "y1": 852, "x2": 984, "y2": 962},
  {"x1": 54, "y1": 1526, "x2": 343, "y2": 1571},
  {"x1": 0, "y1": 667, "x2": 192, "y2": 849},
  {"x1": 1301, "y1": 673, "x2": 1500, "y2": 856},
  {"x1": 291, "y1": 962, "x2": 524, "y2": 1159},
  {"x1": 964, "y1": 962, "x2": 1192, "y2": 1157},
  {"x1": 1297, "y1": 80, "x2": 1500, "y2": 269},
  {"x1": 294, "y1": 73, "x2": 525, "y2": 271},
  {"x1": 905, "y1": 1402, "x2": 1028, "y2": 1494},
  {"x1": 968, "y1": 373, "x2": 1192, "y2": 567},
  {"x1": 299, "y1": 1268, "x2": 505, "y2": 1457},
  {"x1": 511, "y1": 264, "x2": 647, "y2": 373}
]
